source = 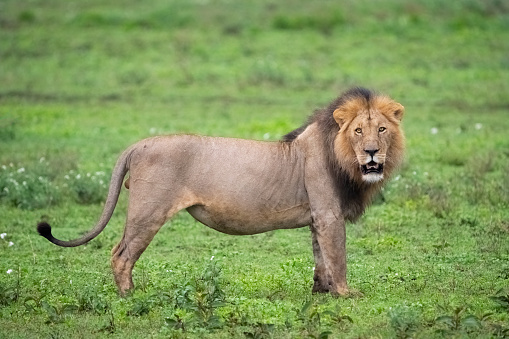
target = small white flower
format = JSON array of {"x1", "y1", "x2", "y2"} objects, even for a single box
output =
[
  {"x1": 0, "y1": 233, "x2": 6, "y2": 239},
  {"x1": 394, "y1": 175, "x2": 401, "y2": 181},
  {"x1": 17, "y1": 167, "x2": 25, "y2": 173},
  {"x1": 430, "y1": 127, "x2": 438, "y2": 135},
  {"x1": 210, "y1": 256, "x2": 214, "y2": 260},
  {"x1": 312, "y1": 267, "x2": 315, "y2": 271},
  {"x1": 8, "y1": 241, "x2": 14, "y2": 247},
  {"x1": 413, "y1": 171, "x2": 417, "y2": 175},
  {"x1": 76, "y1": 174, "x2": 81, "y2": 179},
  {"x1": 39, "y1": 157, "x2": 45, "y2": 163},
  {"x1": 1, "y1": 165, "x2": 6, "y2": 170},
  {"x1": 149, "y1": 127, "x2": 157, "y2": 135},
  {"x1": 6, "y1": 269, "x2": 13, "y2": 274},
  {"x1": 99, "y1": 180, "x2": 104, "y2": 185},
  {"x1": 64, "y1": 175, "x2": 70, "y2": 180},
  {"x1": 22, "y1": 181, "x2": 27, "y2": 186},
  {"x1": 70, "y1": 280, "x2": 72, "y2": 285},
  {"x1": 86, "y1": 173, "x2": 91, "y2": 177},
  {"x1": 475, "y1": 123, "x2": 483, "y2": 130},
  {"x1": 263, "y1": 133, "x2": 270, "y2": 140}
]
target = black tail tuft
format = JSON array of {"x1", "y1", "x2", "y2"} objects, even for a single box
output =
[{"x1": 37, "y1": 221, "x2": 53, "y2": 240}]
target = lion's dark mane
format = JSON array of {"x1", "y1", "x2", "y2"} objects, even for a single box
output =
[{"x1": 282, "y1": 87, "x2": 379, "y2": 222}]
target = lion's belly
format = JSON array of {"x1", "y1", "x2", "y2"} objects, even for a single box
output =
[{"x1": 186, "y1": 203, "x2": 311, "y2": 235}]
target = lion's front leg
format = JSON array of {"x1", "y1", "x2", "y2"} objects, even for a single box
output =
[
  {"x1": 310, "y1": 213, "x2": 348, "y2": 296},
  {"x1": 310, "y1": 229, "x2": 329, "y2": 293}
]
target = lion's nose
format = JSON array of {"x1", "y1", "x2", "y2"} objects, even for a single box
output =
[{"x1": 364, "y1": 149, "x2": 379, "y2": 157}]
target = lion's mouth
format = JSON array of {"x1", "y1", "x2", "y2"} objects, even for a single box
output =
[{"x1": 361, "y1": 161, "x2": 384, "y2": 175}]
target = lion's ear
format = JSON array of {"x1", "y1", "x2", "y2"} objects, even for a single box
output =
[
  {"x1": 333, "y1": 108, "x2": 347, "y2": 128},
  {"x1": 393, "y1": 103, "x2": 405, "y2": 122}
]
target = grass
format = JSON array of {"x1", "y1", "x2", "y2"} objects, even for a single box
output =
[{"x1": 1, "y1": 0, "x2": 509, "y2": 337}]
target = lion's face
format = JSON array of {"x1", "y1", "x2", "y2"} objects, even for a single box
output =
[{"x1": 333, "y1": 96, "x2": 405, "y2": 184}]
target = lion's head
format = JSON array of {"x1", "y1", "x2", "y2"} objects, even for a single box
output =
[
  {"x1": 283, "y1": 87, "x2": 405, "y2": 186},
  {"x1": 332, "y1": 88, "x2": 405, "y2": 184}
]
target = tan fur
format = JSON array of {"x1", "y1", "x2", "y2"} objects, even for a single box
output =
[{"x1": 37, "y1": 88, "x2": 405, "y2": 297}]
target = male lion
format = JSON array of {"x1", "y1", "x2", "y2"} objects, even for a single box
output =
[{"x1": 37, "y1": 87, "x2": 405, "y2": 296}]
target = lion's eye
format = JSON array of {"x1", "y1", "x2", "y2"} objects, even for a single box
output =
[
  {"x1": 379, "y1": 127, "x2": 386, "y2": 133},
  {"x1": 355, "y1": 128, "x2": 362, "y2": 134}
]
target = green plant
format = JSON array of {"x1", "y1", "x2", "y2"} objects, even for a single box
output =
[
  {"x1": 173, "y1": 260, "x2": 226, "y2": 330},
  {"x1": 41, "y1": 300, "x2": 79, "y2": 324},
  {"x1": 243, "y1": 322, "x2": 275, "y2": 339},
  {"x1": 97, "y1": 309, "x2": 116, "y2": 334},
  {"x1": 75, "y1": 286, "x2": 109, "y2": 314},
  {"x1": 388, "y1": 306, "x2": 419, "y2": 339},
  {"x1": 324, "y1": 306, "x2": 353, "y2": 331},
  {"x1": 297, "y1": 300, "x2": 332, "y2": 339},
  {"x1": 64, "y1": 170, "x2": 108, "y2": 205},
  {"x1": 164, "y1": 312, "x2": 187, "y2": 332},
  {"x1": 0, "y1": 282, "x2": 18, "y2": 306},
  {"x1": 127, "y1": 294, "x2": 153, "y2": 317},
  {"x1": 0, "y1": 162, "x2": 61, "y2": 209},
  {"x1": 491, "y1": 288, "x2": 509, "y2": 312},
  {"x1": 434, "y1": 305, "x2": 489, "y2": 334},
  {"x1": 0, "y1": 118, "x2": 17, "y2": 141}
]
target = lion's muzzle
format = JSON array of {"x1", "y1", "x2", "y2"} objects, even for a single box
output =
[
  {"x1": 359, "y1": 152, "x2": 385, "y2": 183},
  {"x1": 361, "y1": 161, "x2": 383, "y2": 175}
]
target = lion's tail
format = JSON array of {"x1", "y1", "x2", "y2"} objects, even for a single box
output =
[{"x1": 37, "y1": 146, "x2": 134, "y2": 247}]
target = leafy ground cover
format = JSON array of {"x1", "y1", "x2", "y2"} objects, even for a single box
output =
[{"x1": 1, "y1": 0, "x2": 509, "y2": 337}]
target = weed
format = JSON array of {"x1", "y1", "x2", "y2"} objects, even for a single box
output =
[
  {"x1": 41, "y1": 300, "x2": 79, "y2": 324},
  {"x1": 23, "y1": 293, "x2": 46, "y2": 313},
  {"x1": 243, "y1": 322, "x2": 275, "y2": 339},
  {"x1": 297, "y1": 300, "x2": 334, "y2": 339},
  {"x1": 75, "y1": 285, "x2": 109, "y2": 315},
  {"x1": 323, "y1": 306, "x2": 353, "y2": 331},
  {"x1": 388, "y1": 306, "x2": 419, "y2": 339},
  {"x1": 127, "y1": 294, "x2": 153, "y2": 317},
  {"x1": 221, "y1": 308, "x2": 276, "y2": 338},
  {"x1": 97, "y1": 309, "x2": 116, "y2": 334},
  {"x1": 272, "y1": 10, "x2": 345, "y2": 34},
  {"x1": 0, "y1": 117, "x2": 17, "y2": 141},
  {"x1": 491, "y1": 288, "x2": 509, "y2": 312},
  {"x1": 173, "y1": 260, "x2": 226, "y2": 330},
  {"x1": 247, "y1": 57, "x2": 287, "y2": 87},
  {"x1": 0, "y1": 282, "x2": 18, "y2": 306},
  {"x1": 0, "y1": 162, "x2": 61, "y2": 209},
  {"x1": 0, "y1": 266, "x2": 21, "y2": 306},
  {"x1": 434, "y1": 305, "x2": 489, "y2": 335},
  {"x1": 65, "y1": 170, "x2": 108, "y2": 205},
  {"x1": 165, "y1": 311, "x2": 187, "y2": 332}
]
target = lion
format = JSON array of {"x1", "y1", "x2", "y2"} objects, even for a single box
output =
[{"x1": 37, "y1": 87, "x2": 405, "y2": 296}]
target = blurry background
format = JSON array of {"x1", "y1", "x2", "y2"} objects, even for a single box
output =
[{"x1": 1, "y1": 0, "x2": 509, "y2": 337}]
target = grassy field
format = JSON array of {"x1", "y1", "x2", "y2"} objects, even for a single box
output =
[{"x1": 1, "y1": 0, "x2": 509, "y2": 337}]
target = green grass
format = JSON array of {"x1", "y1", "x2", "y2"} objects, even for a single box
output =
[{"x1": 1, "y1": 0, "x2": 509, "y2": 337}]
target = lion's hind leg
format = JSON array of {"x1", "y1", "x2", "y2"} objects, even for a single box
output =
[{"x1": 111, "y1": 200, "x2": 180, "y2": 296}]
